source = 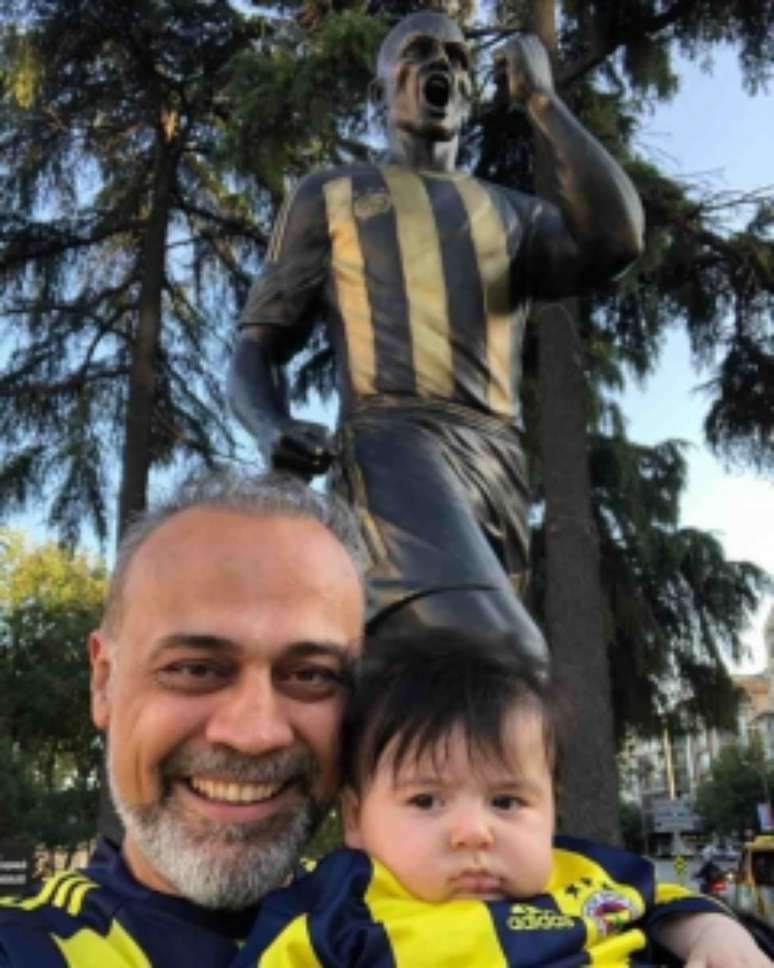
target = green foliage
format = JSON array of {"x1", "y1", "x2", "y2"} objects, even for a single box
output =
[
  {"x1": 695, "y1": 739, "x2": 774, "y2": 838},
  {"x1": 530, "y1": 422, "x2": 768, "y2": 738},
  {"x1": 625, "y1": 164, "x2": 774, "y2": 472},
  {"x1": 0, "y1": 0, "x2": 271, "y2": 541},
  {"x1": 221, "y1": 10, "x2": 384, "y2": 196},
  {"x1": 0, "y1": 529, "x2": 106, "y2": 852}
]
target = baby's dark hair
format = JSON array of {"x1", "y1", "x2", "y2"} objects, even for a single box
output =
[{"x1": 342, "y1": 627, "x2": 563, "y2": 792}]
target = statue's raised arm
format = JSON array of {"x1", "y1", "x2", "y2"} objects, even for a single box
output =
[
  {"x1": 493, "y1": 32, "x2": 644, "y2": 296},
  {"x1": 229, "y1": 10, "x2": 645, "y2": 661}
]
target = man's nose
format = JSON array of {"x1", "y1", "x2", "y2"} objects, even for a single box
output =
[
  {"x1": 449, "y1": 804, "x2": 495, "y2": 849},
  {"x1": 204, "y1": 669, "x2": 295, "y2": 754}
]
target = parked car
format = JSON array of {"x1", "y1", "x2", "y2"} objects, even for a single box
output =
[{"x1": 734, "y1": 834, "x2": 774, "y2": 925}]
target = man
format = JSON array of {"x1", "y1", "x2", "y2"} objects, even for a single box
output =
[
  {"x1": 229, "y1": 11, "x2": 644, "y2": 663},
  {"x1": 0, "y1": 470, "x2": 366, "y2": 966}
]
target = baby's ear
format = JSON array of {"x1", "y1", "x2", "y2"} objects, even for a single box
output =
[{"x1": 341, "y1": 787, "x2": 364, "y2": 849}]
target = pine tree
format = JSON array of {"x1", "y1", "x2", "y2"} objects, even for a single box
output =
[{"x1": 0, "y1": 0, "x2": 271, "y2": 542}]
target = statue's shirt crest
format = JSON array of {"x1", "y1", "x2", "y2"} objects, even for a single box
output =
[{"x1": 353, "y1": 189, "x2": 393, "y2": 222}]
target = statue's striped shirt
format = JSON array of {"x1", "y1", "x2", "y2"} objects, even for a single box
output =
[{"x1": 241, "y1": 163, "x2": 554, "y2": 427}]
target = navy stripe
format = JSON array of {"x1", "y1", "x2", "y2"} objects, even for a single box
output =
[
  {"x1": 423, "y1": 175, "x2": 490, "y2": 409},
  {"x1": 352, "y1": 168, "x2": 415, "y2": 396}
]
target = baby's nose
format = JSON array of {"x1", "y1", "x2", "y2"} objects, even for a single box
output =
[{"x1": 449, "y1": 806, "x2": 495, "y2": 849}]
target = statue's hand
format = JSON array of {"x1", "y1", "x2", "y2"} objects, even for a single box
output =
[
  {"x1": 271, "y1": 419, "x2": 336, "y2": 479},
  {"x1": 494, "y1": 34, "x2": 554, "y2": 107}
]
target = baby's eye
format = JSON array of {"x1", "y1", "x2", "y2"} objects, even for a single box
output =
[
  {"x1": 490, "y1": 794, "x2": 522, "y2": 811},
  {"x1": 407, "y1": 793, "x2": 440, "y2": 810}
]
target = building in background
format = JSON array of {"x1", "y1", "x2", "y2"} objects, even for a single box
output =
[
  {"x1": 735, "y1": 606, "x2": 774, "y2": 759},
  {"x1": 621, "y1": 605, "x2": 774, "y2": 854}
]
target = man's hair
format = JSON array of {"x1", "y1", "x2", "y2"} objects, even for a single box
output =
[
  {"x1": 102, "y1": 468, "x2": 366, "y2": 636},
  {"x1": 343, "y1": 628, "x2": 562, "y2": 792}
]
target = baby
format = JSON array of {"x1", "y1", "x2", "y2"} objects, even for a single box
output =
[{"x1": 239, "y1": 629, "x2": 767, "y2": 966}]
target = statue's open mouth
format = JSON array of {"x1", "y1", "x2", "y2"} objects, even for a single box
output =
[{"x1": 424, "y1": 73, "x2": 451, "y2": 109}]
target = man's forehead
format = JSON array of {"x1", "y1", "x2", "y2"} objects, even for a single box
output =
[
  {"x1": 379, "y1": 12, "x2": 466, "y2": 67},
  {"x1": 123, "y1": 507, "x2": 350, "y2": 590},
  {"x1": 114, "y1": 507, "x2": 364, "y2": 635}
]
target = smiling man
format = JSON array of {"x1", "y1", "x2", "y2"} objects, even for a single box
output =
[
  {"x1": 0, "y1": 470, "x2": 366, "y2": 966},
  {"x1": 230, "y1": 11, "x2": 644, "y2": 661}
]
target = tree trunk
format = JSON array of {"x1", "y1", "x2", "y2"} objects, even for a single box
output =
[
  {"x1": 100, "y1": 129, "x2": 176, "y2": 842},
  {"x1": 537, "y1": 301, "x2": 620, "y2": 840},
  {"x1": 532, "y1": 0, "x2": 621, "y2": 842},
  {"x1": 117, "y1": 135, "x2": 176, "y2": 539}
]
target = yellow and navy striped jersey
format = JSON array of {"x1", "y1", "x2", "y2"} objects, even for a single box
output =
[
  {"x1": 0, "y1": 840, "x2": 256, "y2": 967},
  {"x1": 239, "y1": 163, "x2": 584, "y2": 427},
  {"x1": 235, "y1": 836, "x2": 729, "y2": 967}
]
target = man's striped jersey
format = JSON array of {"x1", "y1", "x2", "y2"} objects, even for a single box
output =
[
  {"x1": 235, "y1": 836, "x2": 728, "y2": 967},
  {"x1": 0, "y1": 840, "x2": 255, "y2": 967},
  {"x1": 240, "y1": 163, "x2": 582, "y2": 426}
]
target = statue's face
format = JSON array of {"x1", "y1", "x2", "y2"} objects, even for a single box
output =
[{"x1": 377, "y1": 13, "x2": 471, "y2": 143}]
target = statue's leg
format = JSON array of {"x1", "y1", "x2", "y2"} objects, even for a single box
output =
[
  {"x1": 368, "y1": 584, "x2": 548, "y2": 666},
  {"x1": 334, "y1": 408, "x2": 549, "y2": 666}
]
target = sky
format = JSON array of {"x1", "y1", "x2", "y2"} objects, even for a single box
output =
[{"x1": 617, "y1": 45, "x2": 773, "y2": 670}]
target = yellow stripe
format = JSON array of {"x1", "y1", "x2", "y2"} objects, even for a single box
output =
[
  {"x1": 51, "y1": 875, "x2": 93, "y2": 912},
  {"x1": 324, "y1": 177, "x2": 377, "y2": 396},
  {"x1": 654, "y1": 880, "x2": 696, "y2": 905},
  {"x1": 382, "y1": 166, "x2": 454, "y2": 399},
  {"x1": 454, "y1": 176, "x2": 514, "y2": 417},
  {"x1": 366, "y1": 860, "x2": 506, "y2": 967},
  {"x1": 53, "y1": 920, "x2": 152, "y2": 968},
  {"x1": 267, "y1": 185, "x2": 298, "y2": 262},
  {"x1": 257, "y1": 914, "x2": 322, "y2": 968},
  {"x1": 66, "y1": 879, "x2": 96, "y2": 916},
  {"x1": 6, "y1": 872, "x2": 81, "y2": 912}
]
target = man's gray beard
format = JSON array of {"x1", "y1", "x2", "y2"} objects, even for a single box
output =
[{"x1": 108, "y1": 742, "x2": 326, "y2": 910}]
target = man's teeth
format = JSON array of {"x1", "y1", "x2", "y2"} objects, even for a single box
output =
[{"x1": 188, "y1": 777, "x2": 283, "y2": 803}]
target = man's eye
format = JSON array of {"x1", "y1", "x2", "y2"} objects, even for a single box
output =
[
  {"x1": 408, "y1": 793, "x2": 439, "y2": 810},
  {"x1": 491, "y1": 794, "x2": 522, "y2": 811},
  {"x1": 156, "y1": 661, "x2": 229, "y2": 692},
  {"x1": 292, "y1": 666, "x2": 340, "y2": 683},
  {"x1": 274, "y1": 665, "x2": 345, "y2": 700}
]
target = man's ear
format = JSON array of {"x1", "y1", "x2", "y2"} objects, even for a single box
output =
[
  {"x1": 88, "y1": 630, "x2": 113, "y2": 730},
  {"x1": 341, "y1": 787, "x2": 364, "y2": 848}
]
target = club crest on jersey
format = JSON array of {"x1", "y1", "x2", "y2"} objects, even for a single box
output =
[
  {"x1": 353, "y1": 190, "x2": 392, "y2": 221},
  {"x1": 581, "y1": 890, "x2": 637, "y2": 936}
]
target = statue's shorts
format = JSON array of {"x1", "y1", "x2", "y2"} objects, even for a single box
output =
[{"x1": 331, "y1": 396, "x2": 548, "y2": 663}]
